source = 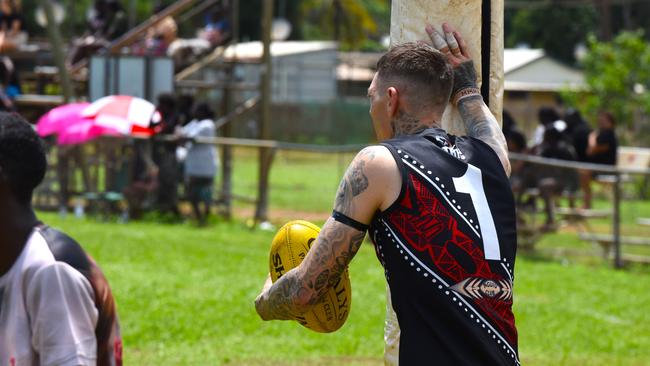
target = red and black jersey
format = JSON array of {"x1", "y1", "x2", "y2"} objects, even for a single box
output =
[{"x1": 370, "y1": 128, "x2": 519, "y2": 366}]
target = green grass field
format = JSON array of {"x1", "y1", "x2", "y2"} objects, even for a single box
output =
[
  {"x1": 35, "y1": 148, "x2": 650, "y2": 365},
  {"x1": 38, "y1": 204, "x2": 650, "y2": 365}
]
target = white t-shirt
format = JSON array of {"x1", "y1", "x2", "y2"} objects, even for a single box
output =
[
  {"x1": 180, "y1": 118, "x2": 219, "y2": 178},
  {"x1": 0, "y1": 230, "x2": 98, "y2": 366}
]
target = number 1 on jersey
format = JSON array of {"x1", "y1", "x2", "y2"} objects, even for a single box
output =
[{"x1": 452, "y1": 164, "x2": 501, "y2": 260}]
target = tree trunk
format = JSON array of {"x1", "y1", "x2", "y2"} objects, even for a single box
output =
[{"x1": 255, "y1": 0, "x2": 274, "y2": 223}]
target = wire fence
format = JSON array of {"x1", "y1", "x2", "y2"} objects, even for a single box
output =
[{"x1": 34, "y1": 136, "x2": 650, "y2": 268}]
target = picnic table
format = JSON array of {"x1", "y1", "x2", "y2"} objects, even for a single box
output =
[
  {"x1": 511, "y1": 146, "x2": 650, "y2": 268},
  {"x1": 638, "y1": 218, "x2": 650, "y2": 226}
]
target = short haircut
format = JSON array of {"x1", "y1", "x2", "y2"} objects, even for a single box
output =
[
  {"x1": 0, "y1": 112, "x2": 47, "y2": 204},
  {"x1": 192, "y1": 102, "x2": 214, "y2": 121},
  {"x1": 538, "y1": 107, "x2": 560, "y2": 125},
  {"x1": 157, "y1": 93, "x2": 176, "y2": 112},
  {"x1": 599, "y1": 111, "x2": 616, "y2": 126},
  {"x1": 376, "y1": 42, "x2": 453, "y2": 116}
]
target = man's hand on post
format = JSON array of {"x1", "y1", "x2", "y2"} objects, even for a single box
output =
[
  {"x1": 424, "y1": 22, "x2": 510, "y2": 176},
  {"x1": 425, "y1": 23, "x2": 480, "y2": 106}
]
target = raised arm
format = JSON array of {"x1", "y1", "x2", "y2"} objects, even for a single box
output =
[
  {"x1": 255, "y1": 146, "x2": 396, "y2": 321},
  {"x1": 426, "y1": 23, "x2": 511, "y2": 176}
]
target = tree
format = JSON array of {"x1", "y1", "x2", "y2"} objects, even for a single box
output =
[
  {"x1": 300, "y1": 0, "x2": 379, "y2": 50},
  {"x1": 563, "y1": 31, "x2": 650, "y2": 144},
  {"x1": 506, "y1": 5, "x2": 598, "y2": 65},
  {"x1": 505, "y1": 1, "x2": 650, "y2": 66}
]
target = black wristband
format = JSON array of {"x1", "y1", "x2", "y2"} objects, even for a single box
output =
[
  {"x1": 332, "y1": 210, "x2": 369, "y2": 232},
  {"x1": 452, "y1": 60, "x2": 478, "y2": 97}
]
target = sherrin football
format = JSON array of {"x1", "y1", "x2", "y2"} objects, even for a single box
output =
[{"x1": 269, "y1": 220, "x2": 352, "y2": 333}]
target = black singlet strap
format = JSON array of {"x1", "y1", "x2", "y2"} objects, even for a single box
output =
[{"x1": 332, "y1": 210, "x2": 369, "y2": 232}]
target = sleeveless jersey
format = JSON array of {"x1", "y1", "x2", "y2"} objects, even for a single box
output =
[{"x1": 369, "y1": 128, "x2": 519, "y2": 365}]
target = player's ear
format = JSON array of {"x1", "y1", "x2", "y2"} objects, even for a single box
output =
[{"x1": 387, "y1": 87, "x2": 399, "y2": 118}]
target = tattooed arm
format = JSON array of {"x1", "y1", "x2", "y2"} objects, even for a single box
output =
[
  {"x1": 255, "y1": 146, "x2": 400, "y2": 321},
  {"x1": 457, "y1": 96, "x2": 511, "y2": 176},
  {"x1": 426, "y1": 23, "x2": 511, "y2": 176}
]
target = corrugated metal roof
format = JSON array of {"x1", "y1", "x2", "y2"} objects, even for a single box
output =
[
  {"x1": 503, "y1": 48, "x2": 545, "y2": 74},
  {"x1": 337, "y1": 48, "x2": 585, "y2": 92}
]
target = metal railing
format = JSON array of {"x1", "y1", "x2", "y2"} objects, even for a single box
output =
[{"x1": 509, "y1": 152, "x2": 650, "y2": 268}]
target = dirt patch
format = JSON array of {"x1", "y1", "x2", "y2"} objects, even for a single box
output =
[{"x1": 233, "y1": 206, "x2": 330, "y2": 225}]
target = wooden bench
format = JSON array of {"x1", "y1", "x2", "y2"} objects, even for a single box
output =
[
  {"x1": 579, "y1": 233, "x2": 650, "y2": 263},
  {"x1": 555, "y1": 207, "x2": 611, "y2": 219},
  {"x1": 579, "y1": 233, "x2": 650, "y2": 247},
  {"x1": 620, "y1": 254, "x2": 650, "y2": 264},
  {"x1": 638, "y1": 218, "x2": 650, "y2": 226}
]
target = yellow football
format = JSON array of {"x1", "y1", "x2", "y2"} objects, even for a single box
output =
[{"x1": 269, "y1": 220, "x2": 352, "y2": 333}]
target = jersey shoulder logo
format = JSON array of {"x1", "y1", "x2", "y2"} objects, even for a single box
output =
[{"x1": 432, "y1": 135, "x2": 466, "y2": 160}]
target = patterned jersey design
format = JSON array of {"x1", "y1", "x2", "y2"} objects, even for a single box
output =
[
  {"x1": 387, "y1": 171, "x2": 517, "y2": 345},
  {"x1": 370, "y1": 128, "x2": 519, "y2": 366}
]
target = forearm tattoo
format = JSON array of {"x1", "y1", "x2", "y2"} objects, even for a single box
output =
[
  {"x1": 452, "y1": 60, "x2": 478, "y2": 96},
  {"x1": 256, "y1": 148, "x2": 375, "y2": 321},
  {"x1": 457, "y1": 95, "x2": 511, "y2": 176},
  {"x1": 256, "y1": 220, "x2": 366, "y2": 320},
  {"x1": 391, "y1": 110, "x2": 429, "y2": 138}
]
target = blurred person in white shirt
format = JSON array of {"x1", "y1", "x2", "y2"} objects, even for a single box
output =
[{"x1": 177, "y1": 102, "x2": 219, "y2": 226}]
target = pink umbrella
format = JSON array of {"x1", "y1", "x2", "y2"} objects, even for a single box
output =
[
  {"x1": 36, "y1": 102, "x2": 90, "y2": 138},
  {"x1": 56, "y1": 119, "x2": 122, "y2": 145},
  {"x1": 81, "y1": 95, "x2": 157, "y2": 136},
  {"x1": 36, "y1": 96, "x2": 158, "y2": 145}
]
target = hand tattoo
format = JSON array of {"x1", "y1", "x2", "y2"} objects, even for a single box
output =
[
  {"x1": 452, "y1": 60, "x2": 478, "y2": 96},
  {"x1": 255, "y1": 219, "x2": 366, "y2": 321},
  {"x1": 457, "y1": 95, "x2": 511, "y2": 176}
]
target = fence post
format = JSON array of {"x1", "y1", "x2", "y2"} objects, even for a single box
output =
[
  {"x1": 613, "y1": 172, "x2": 622, "y2": 268},
  {"x1": 255, "y1": 147, "x2": 275, "y2": 223},
  {"x1": 254, "y1": 0, "x2": 274, "y2": 224},
  {"x1": 40, "y1": 0, "x2": 73, "y2": 102},
  {"x1": 220, "y1": 65, "x2": 234, "y2": 220}
]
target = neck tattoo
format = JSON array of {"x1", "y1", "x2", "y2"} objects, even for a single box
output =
[{"x1": 391, "y1": 110, "x2": 432, "y2": 137}]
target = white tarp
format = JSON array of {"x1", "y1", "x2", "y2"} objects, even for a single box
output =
[{"x1": 390, "y1": 0, "x2": 504, "y2": 135}]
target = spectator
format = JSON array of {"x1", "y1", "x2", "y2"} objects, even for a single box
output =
[
  {"x1": 564, "y1": 108, "x2": 592, "y2": 163},
  {"x1": 97, "y1": 0, "x2": 128, "y2": 40},
  {"x1": 532, "y1": 107, "x2": 566, "y2": 146},
  {"x1": 135, "y1": 4, "x2": 178, "y2": 56},
  {"x1": 123, "y1": 140, "x2": 158, "y2": 220},
  {"x1": 502, "y1": 110, "x2": 526, "y2": 154},
  {"x1": 0, "y1": 0, "x2": 26, "y2": 52},
  {"x1": 502, "y1": 111, "x2": 527, "y2": 185},
  {"x1": 68, "y1": 0, "x2": 127, "y2": 65},
  {"x1": 176, "y1": 94, "x2": 195, "y2": 127},
  {"x1": 537, "y1": 126, "x2": 578, "y2": 230},
  {"x1": 152, "y1": 93, "x2": 180, "y2": 218},
  {"x1": 200, "y1": 6, "x2": 231, "y2": 47},
  {"x1": 168, "y1": 6, "x2": 231, "y2": 71},
  {"x1": 580, "y1": 111, "x2": 618, "y2": 209},
  {"x1": 178, "y1": 102, "x2": 219, "y2": 226},
  {"x1": 0, "y1": 56, "x2": 19, "y2": 110}
]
